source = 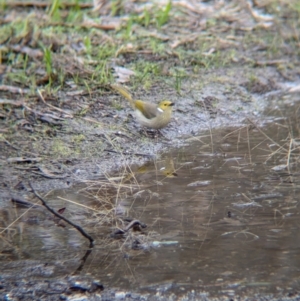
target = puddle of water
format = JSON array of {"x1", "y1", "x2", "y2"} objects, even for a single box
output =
[{"x1": 1, "y1": 95, "x2": 300, "y2": 297}]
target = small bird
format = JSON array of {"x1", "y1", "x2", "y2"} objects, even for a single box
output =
[{"x1": 111, "y1": 84, "x2": 174, "y2": 129}]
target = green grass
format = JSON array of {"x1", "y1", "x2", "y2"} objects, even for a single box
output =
[
  {"x1": 95, "y1": 60, "x2": 113, "y2": 85},
  {"x1": 51, "y1": 139, "x2": 73, "y2": 158},
  {"x1": 0, "y1": 0, "x2": 298, "y2": 103},
  {"x1": 133, "y1": 61, "x2": 163, "y2": 87},
  {"x1": 142, "y1": 9, "x2": 151, "y2": 28},
  {"x1": 149, "y1": 37, "x2": 166, "y2": 54},
  {"x1": 48, "y1": 0, "x2": 61, "y2": 19},
  {"x1": 111, "y1": 0, "x2": 124, "y2": 17},
  {"x1": 84, "y1": 36, "x2": 92, "y2": 55},
  {"x1": 97, "y1": 43, "x2": 116, "y2": 60},
  {"x1": 0, "y1": 0, "x2": 7, "y2": 10},
  {"x1": 156, "y1": 1, "x2": 172, "y2": 28},
  {"x1": 43, "y1": 47, "x2": 53, "y2": 75},
  {"x1": 124, "y1": 17, "x2": 133, "y2": 40},
  {"x1": 72, "y1": 134, "x2": 86, "y2": 143},
  {"x1": 174, "y1": 68, "x2": 186, "y2": 94},
  {"x1": 66, "y1": 9, "x2": 84, "y2": 23}
]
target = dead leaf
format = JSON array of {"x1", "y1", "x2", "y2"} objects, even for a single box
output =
[{"x1": 113, "y1": 66, "x2": 136, "y2": 83}]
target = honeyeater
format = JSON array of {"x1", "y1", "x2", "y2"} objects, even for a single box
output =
[{"x1": 111, "y1": 84, "x2": 174, "y2": 129}]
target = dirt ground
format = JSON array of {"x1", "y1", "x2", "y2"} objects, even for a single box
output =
[
  {"x1": 1, "y1": 0, "x2": 299, "y2": 200},
  {"x1": 0, "y1": 0, "x2": 300, "y2": 300}
]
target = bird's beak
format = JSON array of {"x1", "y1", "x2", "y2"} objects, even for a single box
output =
[{"x1": 170, "y1": 103, "x2": 175, "y2": 106}]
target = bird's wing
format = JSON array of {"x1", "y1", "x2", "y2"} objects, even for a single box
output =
[{"x1": 135, "y1": 101, "x2": 159, "y2": 119}]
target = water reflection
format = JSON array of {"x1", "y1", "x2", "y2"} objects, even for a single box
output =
[{"x1": 88, "y1": 98, "x2": 300, "y2": 296}]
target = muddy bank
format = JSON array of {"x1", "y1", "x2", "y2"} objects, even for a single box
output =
[
  {"x1": 0, "y1": 66, "x2": 294, "y2": 200},
  {"x1": 1, "y1": 84, "x2": 300, "y2": 301},
  {"x1": 1, "y1": 0, "x2": 300, "y2": 200},
  {"x1": 1, "y1": 1, "x2": 300, "y2": 300},
  {"x1": 2, "y1": 266, "x2": 300, "y2": 301}
]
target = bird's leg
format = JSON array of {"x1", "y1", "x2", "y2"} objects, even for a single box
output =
[
  {"x1": 139, "y1": 128, "x2": 167, "y2": 139},
  {"x1": 139, "y1": 128, "x2": 156, "y2": 138}
]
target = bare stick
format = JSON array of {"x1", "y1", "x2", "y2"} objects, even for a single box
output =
[
  {"x1": 111, "y1": 220, "x2": 147, "y2": 237},
  {"x1": 0, "y1": 84, "x2": 30, "y2": 95},
  {"x1": 37, "y1": 89, "x2": 73, "y2": 118},
  {"x1": 29, "y1": 182, "x2": 94, "y2": 248},
  {"x1": 5, "y1": 1, "x2": 93, "y2": 9}
]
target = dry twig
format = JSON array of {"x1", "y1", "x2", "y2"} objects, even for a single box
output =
[
  {"x1": 37, "y1": 89, "x2": 73, "y2": 118},
  {"x1": 29, "y1": 182, "x2": 94, "y2": 248},
  {"x1": 0, "y1": 85, "x2": 30, "y2": 95},
  {"x1": 5, "y1": 1, "x2": 93, "y2": 9}
]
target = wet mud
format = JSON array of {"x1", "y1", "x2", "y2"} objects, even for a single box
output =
[{"x1": 1, "y1": 1, "x2": 300, "y2": 300}]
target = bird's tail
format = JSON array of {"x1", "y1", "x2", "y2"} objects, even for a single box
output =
[{"x1": 111, "y1": 84, "x2": 135, "y2": 107}]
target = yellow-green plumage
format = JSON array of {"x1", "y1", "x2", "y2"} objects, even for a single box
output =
[{"x1": 111, "y1": 84, "x2": 174, "y2": 129}]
